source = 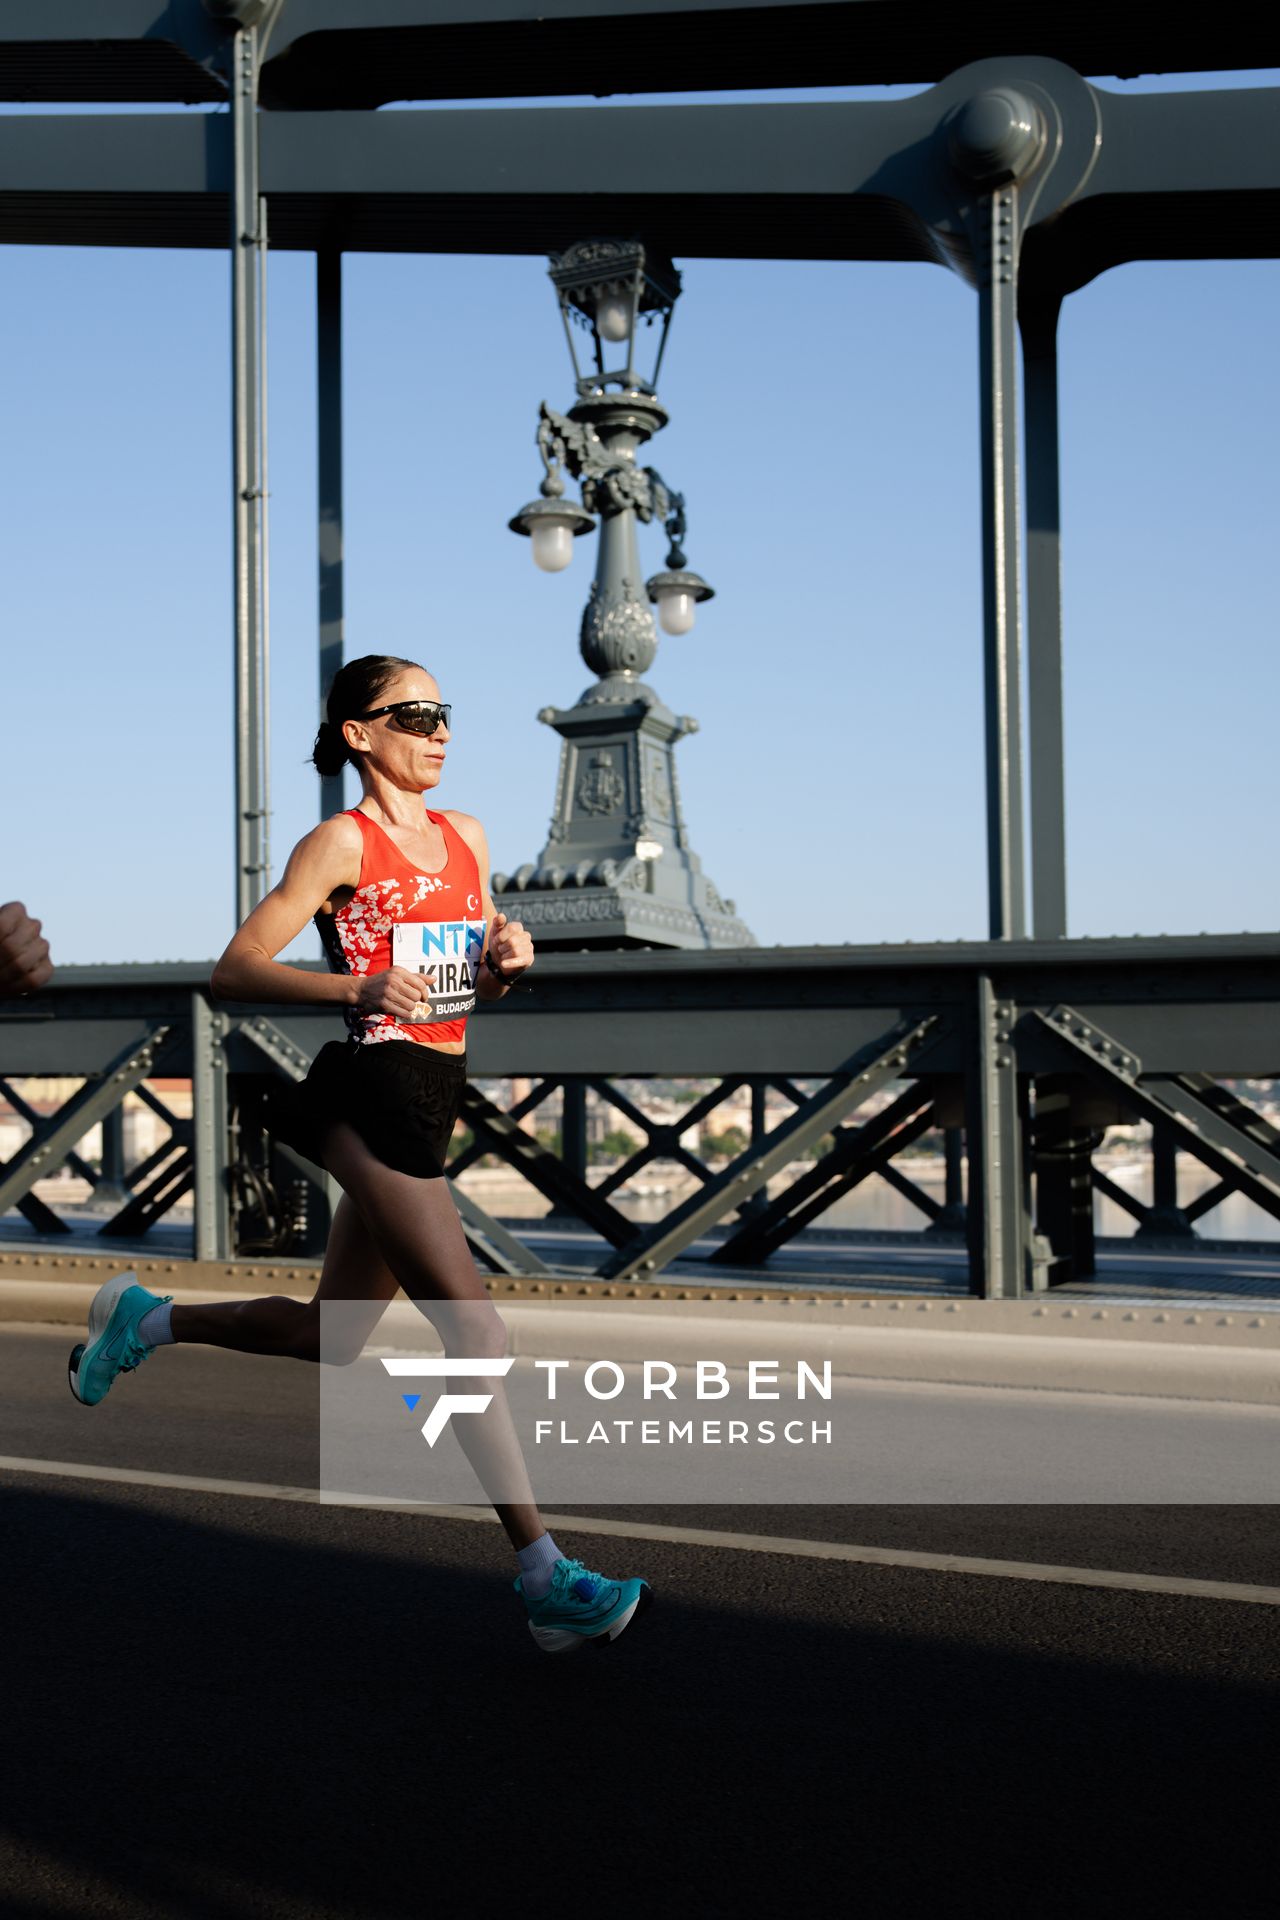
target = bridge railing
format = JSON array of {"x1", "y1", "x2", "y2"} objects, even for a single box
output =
[{"x1": 2, "y1": 938, "x2": 1278, "y2": 1298}]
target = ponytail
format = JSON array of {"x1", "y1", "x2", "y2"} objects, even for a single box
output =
[
  {"x1": 311, "y1": 654, "x2": 421, "y2": 776},
  {"x1": 311, "y1": 718, "x2": 349, "y2": 778}
]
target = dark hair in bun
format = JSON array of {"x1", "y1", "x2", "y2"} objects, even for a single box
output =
[{"x1": 312, "y1": 654, "x2": 422, "y2": 777}]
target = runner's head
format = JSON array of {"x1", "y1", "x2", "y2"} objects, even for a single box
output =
[{"x1": 313, "y1": 656, "x2": 450, "y2": 790}]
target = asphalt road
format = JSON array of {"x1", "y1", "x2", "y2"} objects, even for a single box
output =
[{"x1": 3, "y1": 1326, "x2": 1278, "y2": 1917}]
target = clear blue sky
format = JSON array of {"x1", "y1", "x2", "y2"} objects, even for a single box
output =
[{"x1": 1, "y1": 71, "x2": 1275, "y2": 965}]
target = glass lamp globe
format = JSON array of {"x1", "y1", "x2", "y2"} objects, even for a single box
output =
[
  {"x1": 656, "y1": 588, "x2": 697, "y2": 635},
  {"x1": 595, "y1": 292, "x2": 634, "y2": 343},
  {"x1": 530, "y1": 519, "x2": 575, "y2": 572}
]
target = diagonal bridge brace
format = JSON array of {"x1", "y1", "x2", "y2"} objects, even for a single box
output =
[
  {"x1": 1038, "y1": 1006, "x2": 1280, "y2": 1226},
  {"x1": 587, "y1": 1075, "x2": 746, "y2": 1203},
  {"x1": 599, "y1": 1014, "x2": 944, "y2": 1281},
  {"x1": 99, "y1": 1150, "x2": 195, "y2": 1239},
  {"x1": 0, "y1": 1026, "x2": 172, "y2": 1221},
  {"x1": 448, "y1": 1182, "x2": 552, "y2": 1279},
  {"x1": 460, "y1": 1083, "x2": 634, "y2": 1247},
  {"x1": 711, "y1": 1082, "x2": 939, "y2": 1267}
]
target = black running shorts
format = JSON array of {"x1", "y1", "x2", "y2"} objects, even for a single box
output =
[{"x1": 267, "y1": 1038, "x2": 466, "y2": 1179}]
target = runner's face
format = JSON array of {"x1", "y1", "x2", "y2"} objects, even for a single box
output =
[{"x1": 352, "y1": 668, "x2": 450, "y2": 788}]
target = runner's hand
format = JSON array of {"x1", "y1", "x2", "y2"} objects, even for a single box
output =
[
  {"x1": 0, "y1": 902, "x2": 53, "y2": 997},
  {"x1": 354, "y1": 967, "x2": 429, "y2": 1019},
  {"x1": 488, "y1": 913, "x2": 534, "y2": 979}
]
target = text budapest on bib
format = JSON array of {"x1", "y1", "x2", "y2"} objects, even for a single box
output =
[{"x1": 392, "y1": 918, "x2": 485, "y2": 1021}]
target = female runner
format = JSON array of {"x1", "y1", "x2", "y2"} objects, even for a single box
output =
[{"x1": 68, "y1": 655, "x2": 651, "y2": 1654}]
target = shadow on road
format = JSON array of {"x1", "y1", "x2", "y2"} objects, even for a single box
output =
[{"x1": 3, "y1": 1478, "x2": 1277, "y2": 1916}]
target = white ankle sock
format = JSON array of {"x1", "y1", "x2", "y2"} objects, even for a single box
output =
[
  {"x1": 137, "y1": 1301, "x2": 175, "y2": 1347},
  {"x1": 516, "y1": 1531, "x2": 564, "y2": 1600}
]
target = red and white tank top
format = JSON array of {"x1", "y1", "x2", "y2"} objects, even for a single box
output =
[{"x1": 316, "y1": 807, "x2": 485, "y2": 1048}]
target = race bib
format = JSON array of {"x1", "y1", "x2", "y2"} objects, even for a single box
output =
[{"x1": 391, "y1": 918, "x2": 485, "y2": 1021}]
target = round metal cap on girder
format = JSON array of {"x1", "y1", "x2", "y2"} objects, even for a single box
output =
[{"x1": 948, "y1": 89, "x2": 1044, "y2": 186}]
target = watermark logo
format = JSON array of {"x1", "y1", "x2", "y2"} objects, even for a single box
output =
[{"x1": 381, "y1": 1356, "x2": 514, "y2": 1447}]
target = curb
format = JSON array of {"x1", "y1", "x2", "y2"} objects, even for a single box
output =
[
  {"x1": 490, "y1": 1305, "x2": 1280, "y2": 1407},
  {"x1": 10, "y1": 1283, "x2": 1278, "y2": 1406}
]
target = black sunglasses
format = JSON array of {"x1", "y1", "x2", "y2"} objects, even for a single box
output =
[{"x1": 360, "y1": 700, "x2": 451, "y2": 737}]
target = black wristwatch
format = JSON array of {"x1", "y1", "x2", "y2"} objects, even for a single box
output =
[{"x1": 484, "y1": 951, "x2": 533, "y2": 992}]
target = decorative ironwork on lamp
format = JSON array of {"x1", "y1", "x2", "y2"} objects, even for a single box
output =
[
  {"x1": 508, "y1": 236, "x2": 715, "y2": 633},
  {"x1": 496, "y1": 237, "x2": 752, "y2": 954}
]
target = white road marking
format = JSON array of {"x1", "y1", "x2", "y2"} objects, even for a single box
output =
[{"x1": 3, "y1": 1452, "x2": 1279, "y2": 1605}]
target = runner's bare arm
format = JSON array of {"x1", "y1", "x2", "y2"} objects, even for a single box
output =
[
  {"x1": 210, "y1": 816, "x2": 367, "y2": 1006},
  {"x1": 444, "y1": 812, "x2": 535, "y2": 1000}
]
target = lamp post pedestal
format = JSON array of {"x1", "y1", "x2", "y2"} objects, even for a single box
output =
[{"x1": 492, "y1": 670, "x2": 754, "y2": 951}]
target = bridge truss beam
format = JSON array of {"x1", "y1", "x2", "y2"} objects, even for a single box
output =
[{"x1": 1, "y1": 941, "x2": 1276, "y2": 1298}]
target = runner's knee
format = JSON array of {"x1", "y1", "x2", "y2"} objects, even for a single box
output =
[{"x1": 442, "y1": 1303, "x2": 508, "y2": 1362}]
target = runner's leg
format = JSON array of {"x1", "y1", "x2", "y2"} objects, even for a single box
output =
[
  {"x1": 319, "y1": 1120, "x2": 545, "y2": 1551},
  {"x1": 169, "y1": 1191, "x2": 399, "y2": 1359}
]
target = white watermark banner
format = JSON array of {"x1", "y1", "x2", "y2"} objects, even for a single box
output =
[{"x1": 315, "y1": 1300, "x2": 1280, "y2": 1505}]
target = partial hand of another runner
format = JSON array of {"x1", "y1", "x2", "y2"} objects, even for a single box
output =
[
  {"x1": 0, "y1": 901, "x2": 53, "y2": 997},
  {"x1": 487, "y1": 913, "x2": 534, "y2": 981},
  {"x1": 354, "y1": 966, "x2": 430, "y2": 1020}
]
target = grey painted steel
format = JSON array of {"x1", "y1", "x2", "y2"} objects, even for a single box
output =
[
  {"x1": 1032, "y1": 1074, "x2": 1096, "y2": 1282},
  {"x1": 587, "y1": 1074, "x2": 747, "y2": 1203},
  {"x1": 0, "y1": 1025, "x2": 171, "y2": 1221},
  {"x1": 192, "y1": 994, "x2": 232, "y2": 1263},
  {"x1": 1037, "y1": 1007, "x2": 1280, "y2": 1227},
  {"x1": 230, "y1": 24, "x2": 271, "y2": 924},
  {"x1": 965, "y1": 976, "x2": 1041, "y2": 1296},
  {"x1": 99, "y1": 1146, "x2": 196, "y2": 1240},
  {"x1": 1138, "y1": 1118, "x2": 1193, "y2": 1240},
  {"x1": 4, "y1": 948, "x2": 1280, "y2": 1293},
  {"x1": 1021, "y1": 292, "x2": 1068, "y2": 939},
  {"x1": 317, "y1": 248, "x2": 345, "y2": 824},
  {"x1": 272, "y1": 1140, "x2": 342, "y2": 1246},
  {"x1": 239, "y1": 1013, "x2": 313, "y2": 1082},
  {"x1": 711, "y1": 1082, "x2": 938, "y2": 1265},
  {"x1": 460, "y1": 1082, "x2": 633, "y2": 1246},
  {"x1": 0, "y1": 1077, "x2": 99, "y2": 1193},
  {"x1": 561, "y1": 1080, "x2": 588, "y2": 1180},
  {"x1": 1, "y1": 83, "x2": 1274, "y2": 261},
  {"x1": 448, "y1": 1184, "x2": 552, "y2": 1279},
  {"x1": 500, "y1": 383, "x2": 752, "y2": 950},
  {"x1": 975, "y1": 176, "x2": 1026, "y2": 940},
  {"x1": 3, "y1": 3, "x2": 1274, "y2": 109},
  {"x1": 598, "y1": 1014, "x2": 942, "y2": 1280}
]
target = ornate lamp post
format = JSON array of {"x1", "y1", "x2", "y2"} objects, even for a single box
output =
[{"x1": 499, "y1": 239, "x2": 754, "y2": 950}]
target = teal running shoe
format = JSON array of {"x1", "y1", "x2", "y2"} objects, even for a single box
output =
[
  {"x1": 516, "y1": 1556, "x2": 652, "y2": 1654},
  {"x1": 68, "y1": 1272, "x2": 172, "y2": 1407}
]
